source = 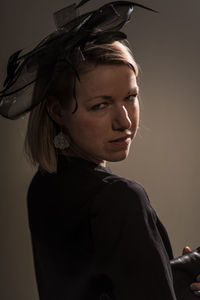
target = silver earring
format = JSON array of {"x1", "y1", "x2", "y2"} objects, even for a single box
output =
[{"x1": 53, "y1": 131, "x2": 70, "y2": 150}]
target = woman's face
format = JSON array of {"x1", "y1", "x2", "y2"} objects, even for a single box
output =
[{"x1": 62, "y1": 64, "x2": 140, "y2": 166}]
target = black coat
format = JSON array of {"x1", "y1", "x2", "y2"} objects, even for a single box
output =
[{"x1": 27, "y1": 155, "x2": 180, "y2": 300}]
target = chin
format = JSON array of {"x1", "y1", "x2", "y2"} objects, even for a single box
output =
[{"x1": 108, "y1": 151, "x2": 130, "y2": 162}]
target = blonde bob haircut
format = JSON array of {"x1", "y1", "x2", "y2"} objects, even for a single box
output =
[{"x1": 25, "y1": 40, "x2": 139, "y2": 173}]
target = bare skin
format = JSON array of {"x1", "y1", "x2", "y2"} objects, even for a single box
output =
[{"x1": 49, "y1": 64, "x2": 139, "y2": 166}]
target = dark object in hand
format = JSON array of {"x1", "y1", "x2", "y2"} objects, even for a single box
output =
[
  {"x1": 170, "y1": 247, "x2": 200, "y2": 279},
  {"x1": 170, "y1": 247, "x2": 200, "y2": 299}
]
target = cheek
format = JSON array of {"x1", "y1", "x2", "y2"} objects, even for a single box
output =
[
  {"x1": 67, "y1": 115, "x2": 106, "y2": 141},
  {"x1": 129, "y1": 101, "x2": 140, "y2": 127},
  {"x1": 135, "y1": 105, "x2": 140, "y2": 126}
]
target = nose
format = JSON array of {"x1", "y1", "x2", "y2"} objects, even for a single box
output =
[{"x1": 112, "y1": 105, "x2": 132, "y2": 131}]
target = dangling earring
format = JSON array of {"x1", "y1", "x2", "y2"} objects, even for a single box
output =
[{"x1": 53, "y1": 131, "x2": 70, "y2": 150}]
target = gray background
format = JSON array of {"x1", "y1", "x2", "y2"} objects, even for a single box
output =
[{"x1": 0, "y1": 0, "x2": 199, "y2": 299}]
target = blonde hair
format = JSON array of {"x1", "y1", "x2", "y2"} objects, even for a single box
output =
[{"x1": 25, "y1": 40, "x2": 139, "y2": 173}]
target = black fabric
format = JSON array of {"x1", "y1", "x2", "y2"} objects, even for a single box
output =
[{"x1": 27, "y1": 155, "x2": 177, "y2": 300}]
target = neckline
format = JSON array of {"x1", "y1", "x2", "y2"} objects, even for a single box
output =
[{"x1": 58, "y1": 154, "x2": 112, "y2": 174}]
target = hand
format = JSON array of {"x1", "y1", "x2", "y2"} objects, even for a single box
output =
[{"x1": 183, "y1": 246, "x2": 200, "y2": 297}]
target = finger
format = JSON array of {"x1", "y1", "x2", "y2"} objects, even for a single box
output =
[
  {"x1": 182, "y1": 246, "x2": 192, "y2": 255},
  {"x1": 191, "y1": 283, "x2": 200, "y2": 291},
  {"x1": 190, "y1": 276, "x2": 200, "y2": 297},
  {"x1": 193, "y1": 291, "x2": 200, "y2": 297}
]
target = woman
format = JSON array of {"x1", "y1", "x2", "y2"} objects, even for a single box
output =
[
  {"x1": 0, "y1": 1, "x2": 200, "y2": 299},
  {"x1": 26, "y1": 40, "x2": 177, "y2": 300}
]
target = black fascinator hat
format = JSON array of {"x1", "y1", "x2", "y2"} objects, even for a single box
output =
[{"x1": 0, "y1": 0, "x2": 157, "y2": 119}]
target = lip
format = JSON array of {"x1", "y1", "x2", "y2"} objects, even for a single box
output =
[
  {"x1": 110, "y1": 134, "x2": 133, "y2": 143},
  {"x1": 109, "y1": 135, "x2": 132, "y2": 147}
]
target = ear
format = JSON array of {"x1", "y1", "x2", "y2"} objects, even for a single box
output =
[{"x1": 46, "y1": 96, "x2": 66, "y2": 126}]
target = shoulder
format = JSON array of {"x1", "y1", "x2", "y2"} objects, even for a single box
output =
[
  {"x1": 103, "y1": 175, "x2": 147, "y2": 195},
  {"x1": 90, "y1": 175, "x2": 159, "y2": 244},
  {"x1": 99, "y1": 174, "x2": 149, "y2": 201},
  {"x1": 91, "y1": 174, "x2": 153, "y2": 217}
]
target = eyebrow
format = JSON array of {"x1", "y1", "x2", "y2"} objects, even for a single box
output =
[{"x1": 86, "y1": 87, "x2": 139, "y2": 103}]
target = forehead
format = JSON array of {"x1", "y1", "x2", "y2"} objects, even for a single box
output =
[{"x1": 76, "y1": 64, "x2": 138, "y2": 98}]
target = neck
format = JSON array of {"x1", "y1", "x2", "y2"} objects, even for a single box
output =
[{"x1": 61, "y1": 149, "x2": 107, "y2": 167}]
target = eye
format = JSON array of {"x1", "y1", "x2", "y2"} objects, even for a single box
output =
[
  {"x1": 91, "y1": 102, "x2": 108, "y2": 111},
  {"x1": 125, "y1": 94, "x2": 138, "y2": 102}
]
